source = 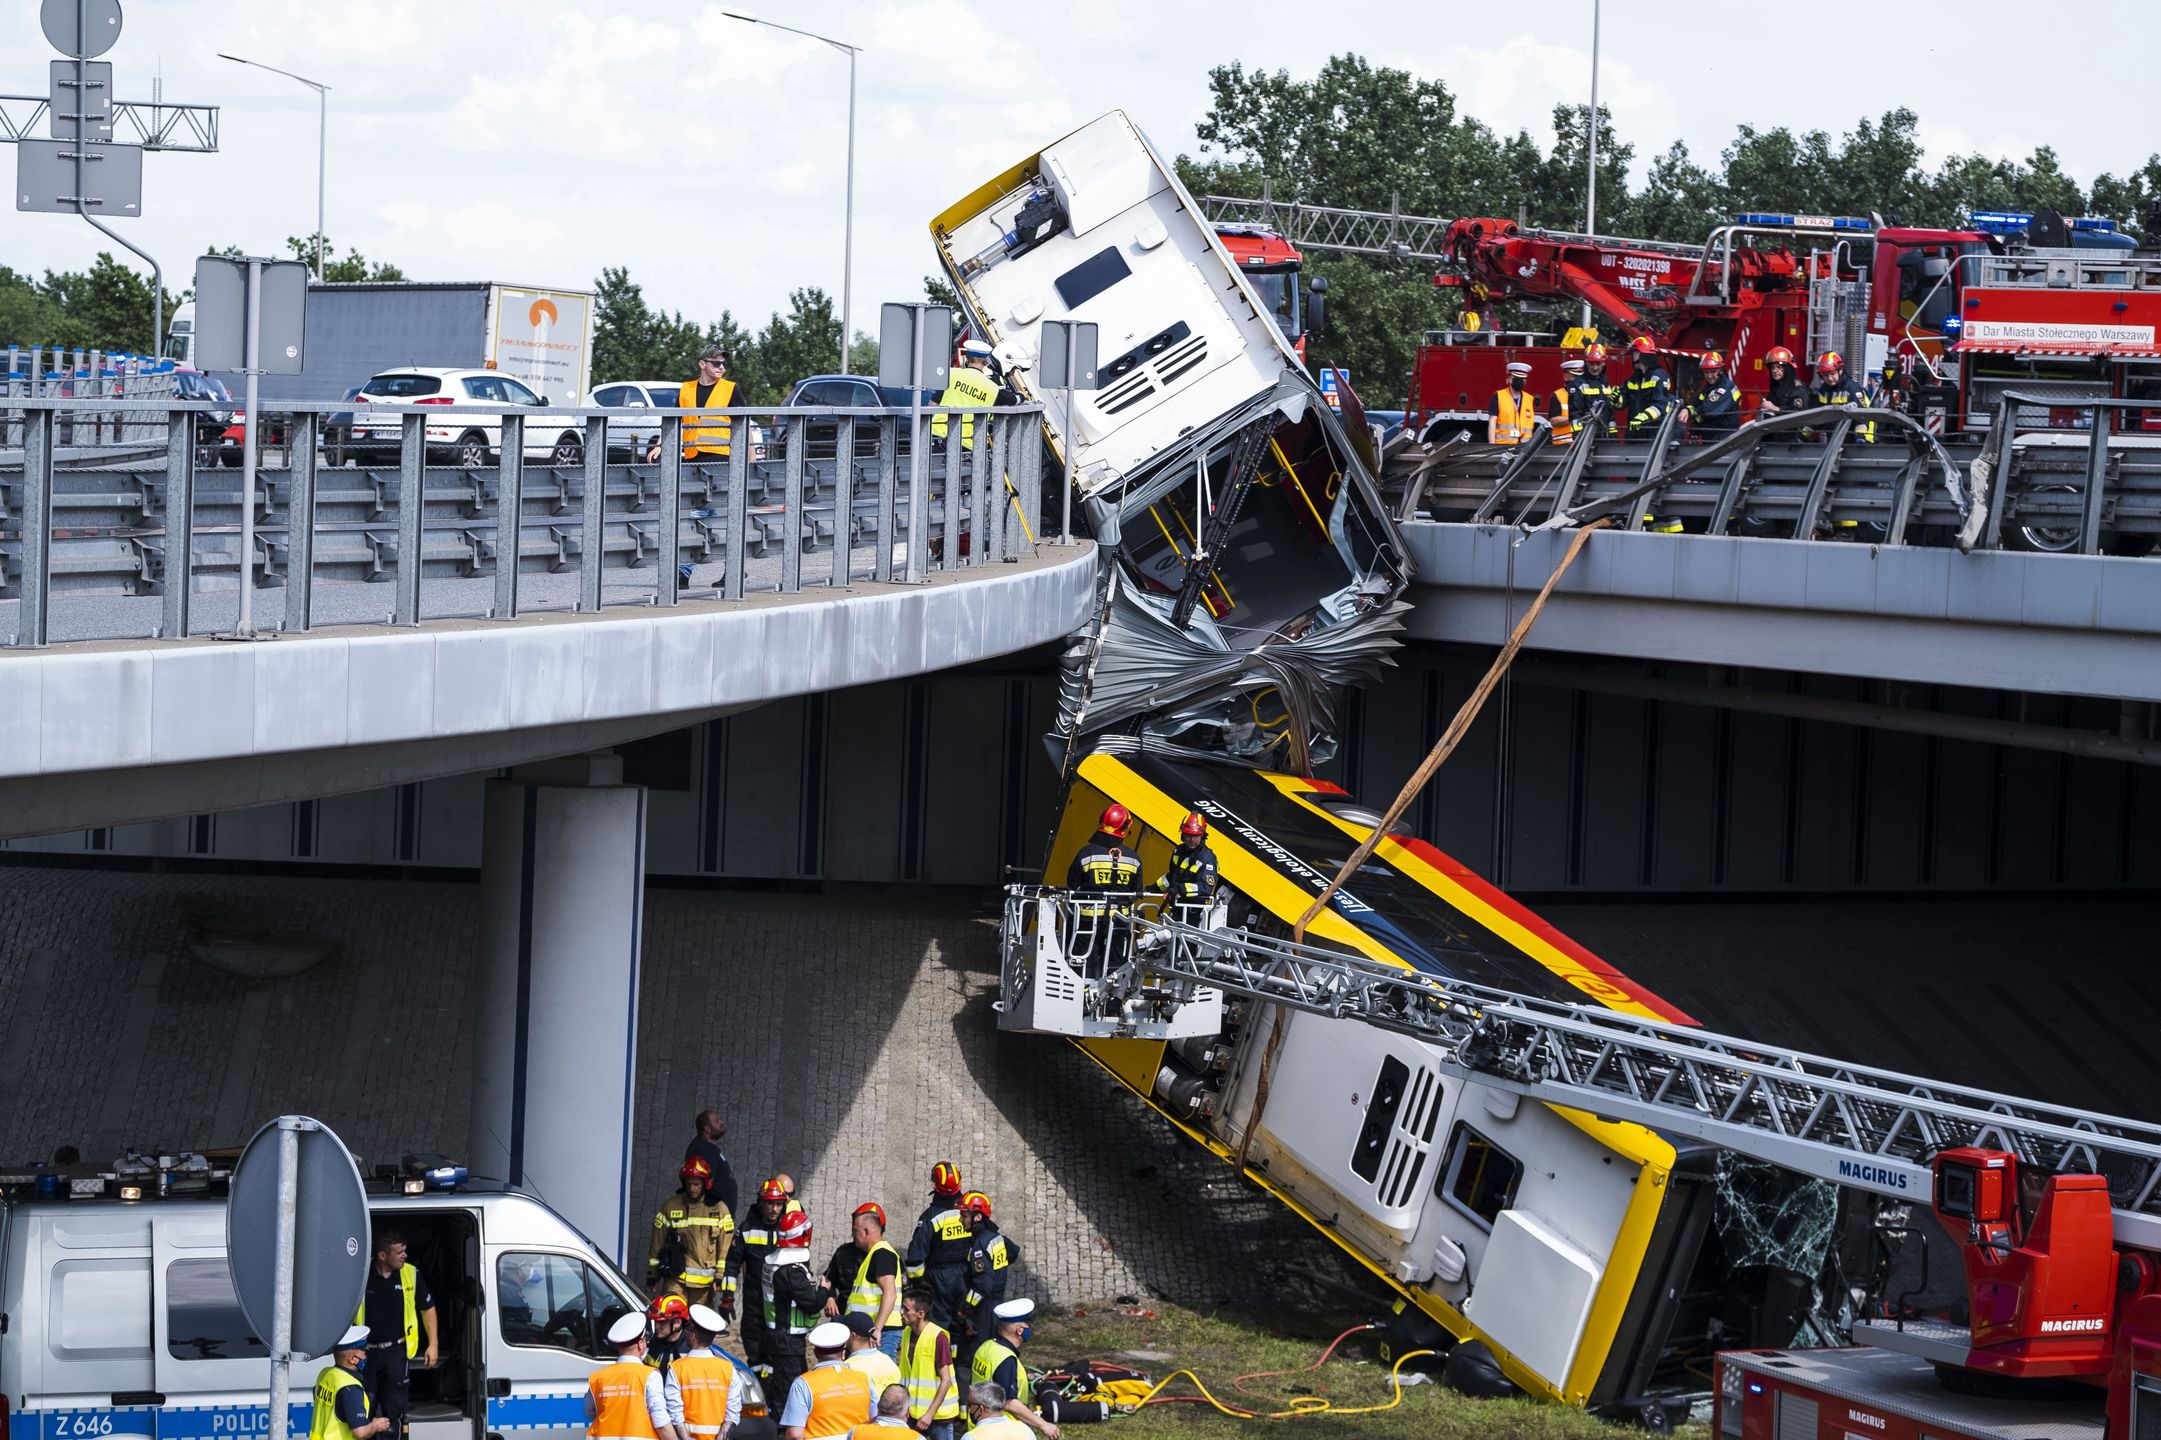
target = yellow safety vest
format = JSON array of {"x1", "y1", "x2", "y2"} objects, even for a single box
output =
[
  {"x1": 671, "y1": 1355, "x2": 734, "y2": 1439},
  {"x1": 588, "y1": 1361, "x2": 660, "y2": 1440},
  {"x1": 899, "y1": 1321, "x2": 961, "y2": 1421},
  {"x1": 930, "y1": 365, "x2": 999, "y2": 447},
  {"x1": 847, "y1": 1241, "x2": 901, "y2": 1329},
  {"x1": 676, "y1": 377, "x2": 736, "y2": 457},
  {"x1": 310, "y1": 1366, "x2": 370, "y2": 1440},
  {"x1": 1489, "y1": 386, "x2": 1536, "y2": 444},
  {"x1": 1549, "y1": 387, "x2": 1574, "y2": 443},
  {"x1": 354, "y1": 1264, "x2": 420, "y2": 1358},
  {"x1": 969, "y1": 1338, "x2": 1029, "y2": 1406}
]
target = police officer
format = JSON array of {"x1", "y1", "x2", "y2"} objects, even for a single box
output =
[
  {"x1": 358, "y1": 1230, "x2": 438, "y2": 1440},
  {"x1": 931, "y1": 339, "x2": 1001, "y2": 451},
  {"x1": 651, "y1": 1158, "x2": 735, "y2": 1310},
  {"x1": 1688, "y1": 351, "x2": 1741, "y2": 435},
  {"x1": 1809, "y1": 351, "x2": 1876, "y2": 442},
  {"x1": 953, "y1": 1193, "x2": 1016, "y2": 1355},
  {"x1": 968, "y1": 1302, "x2": 1057, "y2": 1440},
  {"x1": 1756, "y1": 346, "x2": 1812, "y2": 420},
  {"x1": 314, "y1": 1326, "x2": 391, "y2": 1440},
  {"x1": 903, "y1": 1165, "x2": 974, "y2": 1331},
  {"x1": 1156, "y1": 811, "x2": 1220, "y2": 923},
  {"x1": 1618, "y1": 337, "x2": 1672, "y2": 437},
  {"x1": 1487, "y1": 361, "x2": 1537, "y2": 445}
]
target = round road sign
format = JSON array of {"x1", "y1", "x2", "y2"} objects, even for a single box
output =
[
  {"x1": 226, "y1": 1115, "x2": 372, "y2": 1359},
  {"x1": 41, "y1": 0, "x2": 124, "y2": 59}
]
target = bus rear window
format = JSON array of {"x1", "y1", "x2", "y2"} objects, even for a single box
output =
[{"x1": 1055, "y1": 247, "x2": 1132, "y2": 310}]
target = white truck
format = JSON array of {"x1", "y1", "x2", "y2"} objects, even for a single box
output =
[{"x1": 165, "y1": 282, "x2": 594, "y2": 408}]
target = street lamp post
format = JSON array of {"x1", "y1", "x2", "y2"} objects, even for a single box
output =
[
  {"x1": 218, "y1": 53, "x2": 330, "y2": 280},
  {"x1": 723, "y1": 12, "x2": 860, "y2": 375}
]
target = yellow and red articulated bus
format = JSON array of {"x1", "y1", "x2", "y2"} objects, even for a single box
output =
[{"x1": 1043, "y1": 740, "x2": 1784, "y2": 1426}]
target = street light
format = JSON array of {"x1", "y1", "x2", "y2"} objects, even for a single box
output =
[
  {"x1": 723, "y1": 11, "x2": 860, "y2": 375},
  {"x1": 218, "y1": 53, "x2": 330, "y2": 280}
]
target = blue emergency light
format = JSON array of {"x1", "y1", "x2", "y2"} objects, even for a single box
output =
[
  {"x1": 1735, "y1": 212, "x2": 1872, "y2": 231},
  {"x1": 1968, "y1": 210, "x2": 2032, "y2": 232}
]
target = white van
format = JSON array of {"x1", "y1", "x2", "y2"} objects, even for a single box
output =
[{"x1": 0, "y1": 1177, "x2": 711, "y2": 1440}]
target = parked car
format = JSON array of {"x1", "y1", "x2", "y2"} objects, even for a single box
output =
[
  {"x1": 172, "y1": 367, "x2": 236, "y2": 463},
  {"x1": 588, "y1": 378, "x2": 765, "y2": 463},
  {"x1": 321, "y1": 385, "x2": 367, "y2": 467},
  {"x1": 346, "y1": 366, "x2": 585, "y2": 467},
  {"x1": 768, "y1": 374, "x2": 936, "y2": 459}
]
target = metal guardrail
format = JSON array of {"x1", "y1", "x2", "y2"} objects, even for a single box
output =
[
  {"x1": 0, "y1": 397, "x2": 1049, "y2": 647},
  {"x1": 1398, "y1": 397, "x2": 2161, "y2": 557},
  {"x1": 4, "y1": 345, "x2": 180, "y2": 452}
]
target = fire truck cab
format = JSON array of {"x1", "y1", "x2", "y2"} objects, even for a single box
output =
[{"x1": 1214, "y1": 223, "x2": 1316, "y2": 361}]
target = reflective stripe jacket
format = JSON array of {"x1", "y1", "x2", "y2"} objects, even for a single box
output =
[
  {"x1": 959, "y1": 1224, "x2": 1016, "y2": 1327},
  {"x1": 1065, "y1": 838, "x2": 1141, "y2": 894},
  {"x1": 667, "y1": 1354, "x2": 736, "y2": 1438},
  {"x1": 1690, "y1": 377, "x2": 1740, "y2": 432},
  {"x1": 1157, "y1": 843, "x2": 1219, "y2": 904},
  {"x1": 930, "y1": 365, "x2": 999, "y2": 446},
  {"x1": 310, "y1": 1366, "x2": 371, "y2": 1440},
  {"x1": 899, "y1": 1321, "x2": 961, "y2": 1420},
  {"x1": 1810, "y1": 376, "x2": 1877, "y2": 441},
  {"x1": 845, "y1": 1239, "x2": 902, "y2": 1327},
  {"x1": 969, "y1": 1337, "x2": 1030, "y2": 1406},
  {"x1": 650, "y1": 1189, "x2": 736, "y2": 1291},
  {"x1": 676, "y1": 377, "x2": 736, "y2": 457},
  {"x1": 1487, "y1": 386, "x2": 1536, "y2": 444},
  {"x1": 355, "y1": 1263, "x2": 421, "y2": 1357},
  {"x1": 1621, "y1": 365, "x2": 1671, "y2": 431}
]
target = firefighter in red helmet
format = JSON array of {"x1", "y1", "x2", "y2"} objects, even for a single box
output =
[
  {"x1": 1809, "y1": 350, "x2": 1876, "y2": 443},
  {"x1": 1066, "y1": 803, "x2": 1142, "y2": 895},
  {"x1": 1687, "y1": 351, "x2": 1741, "y2": 435},
  {"x1": 1757, "y1": 346, "x2": 1811, "y2": 419},
  {"x1": 1156, "y1": 810, "x2": 1221, "y2": 923},
  {"x1": 649, "y1": 1156, "x2": 736, "y2": 1310},
  {"x1": 1619, "y1": 336, "x2": 1672, "y2": 437}
]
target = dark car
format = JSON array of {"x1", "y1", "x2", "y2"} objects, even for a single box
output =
[
  {"x1": 321, "y1": 386, "x2": 367, "y2": 467},
  {"x1": 768, "y1": 375, "x2": 936, "y2": 460}
]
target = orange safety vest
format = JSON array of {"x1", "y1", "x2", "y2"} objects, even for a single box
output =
[
  {"x1": 800, "y1": 1361, "x2": 876, "y2": 1437},
  {"x1": 588, "y1": 1361, "x2": 660, "y2": 1440},
  {"x1": 1490, "y1": 386, "x2": 1536, "y2": 444},
  {"x1": 671, "y1": 1354, "x2": 735, "y2": 1439},
  {"x1": 1549, "y1": 387, "x2": 1574, "y2": 444},
  {"x1": 675, "y1": 377, "x2": 736, "y2": 457}
]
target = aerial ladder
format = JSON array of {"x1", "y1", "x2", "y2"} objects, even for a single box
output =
[{"x1": 998, "y1": 886, "x2": 2161, "y2": 1387}]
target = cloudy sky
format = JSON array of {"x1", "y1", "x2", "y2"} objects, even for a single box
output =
[{"x1": 7, "y1": 0, "x2": 2153, "y2": 361}]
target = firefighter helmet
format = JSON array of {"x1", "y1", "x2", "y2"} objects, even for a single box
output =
[
  {"x1": 758, "y1": 1176, "x2": 789, "y2": 1204},
  {"x1": 852, "y1": 1201, "x2": 888, "y2": 1229},
  {"x1": 931, "y1": 1161, "x2": 964, "y2": 1197},
  {"x1": 1179, "y1": 811, "x2": 1208, "y2": 839},
  {"x1": 648, "y1": 1295, "x2": 690, "y2": 1322},
  {"x1": 958, "y1": 1191, "x2": 993, "y2": 1221},
  {"x1": 1583, "y1": 343, "x2": 1608, "y2": 365},
  {"x1": 1700, "y1": 350, "x2": 1726, "y2": 373},
  {"x1": 1816, "y1": 350, "x2": 1844, "y2": 376},
  {"x1": 680, "y1": 1156, "x2": 712, "y2": 1184},
  {"x1": 1098, "y1": 804, "x2": 1131, "y2": 838},
  {"x1": 778, "y1": 1211, "x2": 813, "y2": 1248},
  {"x1": 1629, "y1": 336, "x2": 1657, "y2": 356},
  {"x1": 1765, "y1": 346, "x2": 1796, "y2": 367}
]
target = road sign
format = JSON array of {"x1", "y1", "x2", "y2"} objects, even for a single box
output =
[
  {"x1": 16, "y1": 136, "x2": 141, "y2": 215},
  {"x1": 1039, "y1": 321, "x2": 1099, "y2": 390},
  {"x1": 1318, "y1": 366, "x2": 1349, "y2": 410},
  {"x1": 227, "y1": 1115, "x2": 370, "y2": 1359},
  {"x1": 878, "y1": 302, "x2": 952, "y2": 393},
  {"x1": 49, "y1": 61, "x2": 113, "y2": 142},
  {"x1": 40, "y1": 0, "x2": 123, "y2": 59},
  {"x1": 193, "y1": 256, "x2": 310, "y2": 374}
]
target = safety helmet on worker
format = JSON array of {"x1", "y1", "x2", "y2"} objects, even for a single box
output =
[
  {"x1": 931, "y1": 1161, "x2": 964, "y2": 1197},
  {"x1": 852, "y1": 1201, "x2": 887, "y2": 1229},
  {"x1": 778, "y1": 1212, "x2": 813, "y2": 1248},
  {"x1": 1699, "y1": 350, "x2": 1726, "y2": 373},
  {"x1": 648, "y1": 1295, "x2": 690, "y2": 1322},
  {"x1": 957, "y1": 1191, "x2": 993, "y2": 1221},
  {"x1": 1098, "y1": 804, "x2": 1131, "y2": 839},
  {"x1": 1179, "y1": 812, "x2": 1208, "y2": 840},
  {"x1": 1583, "y1": 343, "x2": 1607, "y2": 365},
  {"x1": 1816, "y1": 350, "x2": 1844, "y2": 376},
  {"x1": 1628, "y1": 336, "x2": 1657, "y2": 357},
  {"x1": 680, "y1": 1157, "x2": 712, "y2": 1185},
  {"x1": 758, "y1": 1177, "x2": 789, "y2": 1205},
  {"x1": 1765, "y1": 346, "x2": 1796, "y2": 368}
]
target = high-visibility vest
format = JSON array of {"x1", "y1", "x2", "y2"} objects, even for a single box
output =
[
  {"x1": 1549, "y1": 387, "x2": 1574, "y2": 443},
  {"x1": 1489, "y1": 387, "x2": 1536, "y2": 444},
  {"x1": 965, "y1": 1418, "x2": 1030, "y2": 1436},
  {"x1": 847, "y1": 1241, "x2": 901, "y2": 1328},
  {"x1": 588, "y1": 1361, "x2": 660, "y2": 1440},
  {"x1": 968, "y1": 1338, "x2": 1030, "y2": 1406},
  {"x1": 846, "y1": 1346, "x2": 903, "y2": 1397},
  {"x1": 799, "y1": 1361, "x2": 877, "y2": 1437},
  {"x1": 899, "y1": 1321, "x2": 961, "y2": 1420},
  {"x1": 675, "y1": 377, "x2": 736, "y2": 456},
  {"x1": 310, "y1": 1366, "x2": 370, "y2": 1440},
  {"x1": 355, "y1": 1264, "x2": 421, "y2": 1357},
  {"x1": 761, "y1": 1252, "x2": 820, "y2": 1334},
  {"x1": 930, "y1": 365, "x2": 999, "y2": 446},
  {"x1": 671, "y1": 1354, "x2": 735, "y2": 1438}
]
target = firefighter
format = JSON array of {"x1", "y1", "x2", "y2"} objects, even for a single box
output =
[
  {"x1": 931, "y1": 339, "x2": 1001, "y2": 451},
  {"x1": 903, "y1": 1165, "x2": 975, "y2": 1330},
  {"x1": 1066, "y1": 804, "x2": 1142, "y2": 894},
  {"x1": 651, "y1": 1158, "x2": 736, "y2": 1310},
  {"x1": 1688, "y1": 351, "x2": 1741, "y2": 435},
  {"x1": 1809, "y1": 351, "x2": 1876, "y2": 442},
  {"x1": 729, "y1": 1178, "x2": 796, "y2": 1367},
  {"x1": 953, "y1": 1193, "x2": 1016, "y2": 1356},
  {"x1": 1756, "y1": 346, "x2": 1811, "y2": 419},
  {"x1": 1618, "y1": 337, "x2": 1672, "y2": 436},
  {"x1": 756, "y1": 1211, "x2": 826, "y2": 1415},
  {"x1": 645, "y1": 1296, "x2": 694, "y2": 1376},
  {"x1": 1065, "y1": 803, "x2": 1143, "y2": 974},
  {"x1": 1576, "y1": 344, "x2": 1616, "y2": 435},
  {"x1": 1487, "y1": 361, "x2": 1537, "y2": 445},
  {"x1": 1550, "y1": 357, "x2": 1585, "y2": 444},
  {"x1": 1155, "y1": 811, "x2": 1219, "y2": 923}
]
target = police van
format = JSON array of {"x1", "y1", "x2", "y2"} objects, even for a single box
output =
[{"x1": 1, "y1": 1158, "x2": 692, "y2": 1440}]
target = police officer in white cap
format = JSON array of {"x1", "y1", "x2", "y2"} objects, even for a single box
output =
[
  {"x1": 967, "y1": 1302, "x2": 1055, "y2": 1439},
  {"x1": 777, "y1": 1320, "x2": 874, "y2": 1438},
  {"x1": 1489, "y1": 361, "x2": 1538, "y2": 446},
  {"x1": 314, "y1": 1325, "x2": 390, "y2": 1440},
  {"x1": 665, "y1": 1304, "x2": 752, "y2": 1440},
  {"x1": 587, "y1": 1312, "x2": 684, "y2": 1440}
]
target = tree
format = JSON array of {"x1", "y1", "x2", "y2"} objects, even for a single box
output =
[
  {"x1": 1528, "y1": 104, "x2": 1636, "y2": 234},
  {"x1": 2090, "y1": 155, "x2": 2161, "y2": 232},
  {"x1": 285, "y1": 234, "x2": 407, "y2": 282},
  {"x1": 739, "y1": 288, "x2": 842, "y2": 404},
  {"x1": 1631, "y1": 142, "x2": 1728, "y2": 245},
  {"x1": 33, "y1": 253, "x2": 177, "y2": 354},
  {"x1": 1303, "y1": 253, "x2": 1452, "y2": 410}
]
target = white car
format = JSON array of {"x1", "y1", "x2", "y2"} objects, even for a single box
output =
[
  {"x1": 588, "y1": 378, "x2": 766, "y2": 462},
  {"x1": 349, "y1": 366, "x2": 587, "y2": 468}
]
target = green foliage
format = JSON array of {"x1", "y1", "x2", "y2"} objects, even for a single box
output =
[
  {"x1": 1303, "y1": 254, "x2": 1451, "y2": 409},
  {"x1": 592, "y1": 265, "x2": 710, "y2": 388},
  {"x1": 591, "y1": 269, "x2": 853, "y2": 404},
  {"x1": 1, "y1": 253, "x2": 177, "y2": 354},
  {"x1": 285, "y1": 233, "x2": 408, "y2": 282}
]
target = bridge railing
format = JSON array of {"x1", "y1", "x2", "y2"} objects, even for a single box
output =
[
  {"x1": 0, "y1": 396, "x2": 1050, "y2": 647},
  {"x1": 1397, "y1": 399, "x2": 2161, "y2": 557}
]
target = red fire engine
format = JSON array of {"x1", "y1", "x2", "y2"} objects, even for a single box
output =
[{"x1": 1214, "y1": 222, "x2": 1314, "y2": 362}]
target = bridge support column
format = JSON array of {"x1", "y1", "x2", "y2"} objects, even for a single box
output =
[{"x1": 471, "y1": 754, "x2": 647, "y2": 1266}]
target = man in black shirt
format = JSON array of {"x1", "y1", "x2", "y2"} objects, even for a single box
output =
[
  {"x1": 683, "y1": 1108, "x2": 739, "y2": 1217},
  {"x1": 360, "y1": 1231, "x2": 438, "y2": 1440}
]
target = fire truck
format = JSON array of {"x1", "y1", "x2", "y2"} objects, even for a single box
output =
[
  {"x1": 1212, "y1": 222, "x2": 1318, "y2": 362},
  {"x1": 1199, "y1": 194, "x2": 2158, "y2": 445}
]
